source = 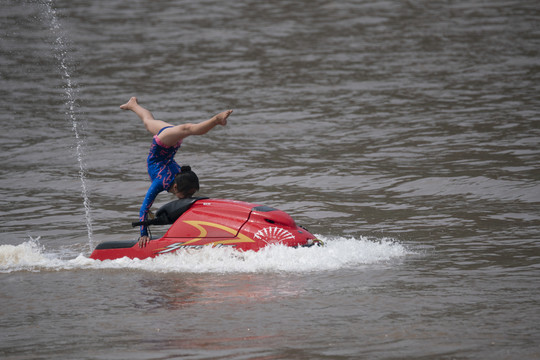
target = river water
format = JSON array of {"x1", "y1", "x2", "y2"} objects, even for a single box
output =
[{"x1": 1, "y1": 0, "x2": 539, "y2": 359}]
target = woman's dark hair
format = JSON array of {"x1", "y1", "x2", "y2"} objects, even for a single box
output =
[{"x1": 173, "y1": 165, "x2": 199, "y2": 198}]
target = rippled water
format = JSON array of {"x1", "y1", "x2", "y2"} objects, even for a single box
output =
[{"x1": 1, "y1": 0, "x2": 539, "y2": 359}]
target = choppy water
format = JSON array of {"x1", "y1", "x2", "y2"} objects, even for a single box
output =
[{"x1": 1, "y1": 0, "x2": 539, "y2": 359}]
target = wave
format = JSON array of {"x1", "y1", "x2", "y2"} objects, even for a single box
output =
[{"x1": 0, "y1": 236, "x2": 411, "y2": 274}]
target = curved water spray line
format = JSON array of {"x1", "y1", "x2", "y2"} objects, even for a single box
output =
[{"x1": 42, "y1": 0, "x2": 93, "y2": 250}]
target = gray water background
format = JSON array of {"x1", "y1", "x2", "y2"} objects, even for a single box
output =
[{"x1": 1, "y1": 0, "x2": 539, "y2": 359}]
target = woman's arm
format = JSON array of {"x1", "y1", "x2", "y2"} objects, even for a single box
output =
[{"x1": 138, "y1": 179, "x2": 164, "y2": 247}]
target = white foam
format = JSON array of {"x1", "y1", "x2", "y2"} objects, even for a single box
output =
[
  {"x1": 0, "y1": 236, "x2": 411, "y2": 274},
  {"x1": 0, "y1": 237, "x2": 58, "y2": 273}
]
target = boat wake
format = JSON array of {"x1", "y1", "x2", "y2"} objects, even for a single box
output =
[{"x1": 0, "y1": 236, "x2": 411, "y2": 274}]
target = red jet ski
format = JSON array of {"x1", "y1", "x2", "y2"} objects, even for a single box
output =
[{"x1": 90, "y1": 197, "x2": 321, "y2": 261}]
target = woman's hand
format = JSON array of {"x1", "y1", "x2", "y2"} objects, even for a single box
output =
[{"x1": 138, "y1": 236, "x2": 150, "y2": 248}]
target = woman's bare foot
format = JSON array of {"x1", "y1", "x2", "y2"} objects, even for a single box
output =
[
  {"x1": 214, "y1": 110, "x2": 233, "y2": 126},
  {"x1": 120, "y1": 97, "x2": 138, "y2": 110}
]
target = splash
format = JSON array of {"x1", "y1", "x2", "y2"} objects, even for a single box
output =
[
  {"x1": 0, "y1": 236, "x2": 412, "y2": 274},
  {"x1": 41, "y1": 0, "x2": 93, "y2": 249},
  {"x1": 0, "y1": 237, "x2": 54, "y2": 273}
]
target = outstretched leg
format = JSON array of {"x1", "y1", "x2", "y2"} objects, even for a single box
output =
[
  {"x1": 120, "y1": 97, "x2": 172, "y2": 135},
  {"x1": 157, "y1": 109, "x2": 233, "y2": 147}
]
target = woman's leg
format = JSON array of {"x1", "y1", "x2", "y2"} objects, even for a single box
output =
[
  {"x1": 120, "y1": 97, "x2": 172, "y2": 135},
  {"x1": 157, "y1": 110, "x2": 233, "y2": 146}
]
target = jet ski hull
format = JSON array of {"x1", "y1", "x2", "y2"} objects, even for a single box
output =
[{"x1": 90, "y1": 198, "x2": 319, "y2": 261}]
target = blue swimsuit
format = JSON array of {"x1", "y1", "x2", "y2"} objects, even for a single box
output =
[{"x1": 139, "y1": 127, "x2": 182, "y2": 237}]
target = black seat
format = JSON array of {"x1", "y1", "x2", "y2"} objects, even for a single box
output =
[
  {"x1": 131, "y1": 196, "x2": 208, "y2": 227},
  {"x1": 155, "y1": 196, "x2": 208, "y2": 224}
]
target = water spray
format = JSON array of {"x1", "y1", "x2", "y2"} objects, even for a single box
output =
[{"x1": 42, "y1": 0, "x2": 94, "y2": 250}]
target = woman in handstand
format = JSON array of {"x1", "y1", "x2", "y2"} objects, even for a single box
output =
[{"x1": 120, "y1": 97, "x2": 232, "y2": 248}]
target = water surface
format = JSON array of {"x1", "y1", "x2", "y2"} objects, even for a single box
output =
[{"x1": 1, "y1": 0, "x2": 539, "y2": 359}]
